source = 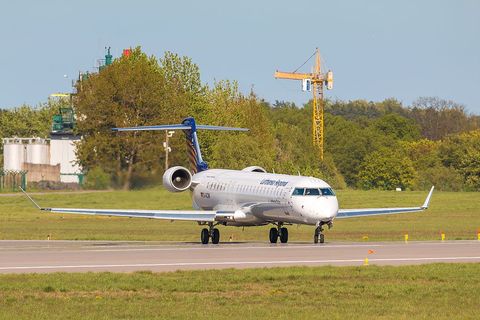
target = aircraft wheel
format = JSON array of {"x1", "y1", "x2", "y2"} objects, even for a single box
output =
[
  {"x1": 269, "y1": 227, "x2": 278, "y2": 243},
  {"x1": 280, "y1": 227, "x2": 288, "y2": 243},
  {"x1": 211, "y1": 228, "x2": 220, "y2": 244},
  {"x1": 314, "y1": 226, "x2": 324, "y2": 244},
  {"x1": 319, "y1": 233, "x2": 325, "y2": 244},
  {"x1": 201, "y1": 228, "x2": 209, "y2": 244}
]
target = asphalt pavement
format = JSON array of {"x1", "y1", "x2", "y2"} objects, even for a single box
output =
[{"x1": 0, "y1": 240, "x2": 479, "y2": 273}]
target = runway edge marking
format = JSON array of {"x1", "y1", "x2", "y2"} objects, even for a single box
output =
[{"x1": 1, "y1": 256, "x2": 480, "y2": 271}]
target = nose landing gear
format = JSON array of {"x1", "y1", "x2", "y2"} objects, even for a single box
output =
[
  {"x1": 269, "y1": 223, "x2": 289, "y2": 243},
  {"x1": 201, "y1": 223, "x2": 220, "y2": 244},
  {"x1": 314, "y1": 221, "x2": 331, "y2": 244},
  {"x1": 314, "y1": 227, "x2": 324, "y2": 244}
]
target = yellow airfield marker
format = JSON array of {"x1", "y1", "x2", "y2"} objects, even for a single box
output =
[
  {"x1": 404, "y1": 233, "x2": 409, "y2": 243},
  {"x1": 364, "y1": 249, "x2": 375, "y2": 266},
  {"x1": 477, "y1": 232, "x2": 480, "y2": 241},
  {"x1": 441, "y1": 232, "x2": 446, "y2": 241},
  {"x1": 362, "y1": 235, "x2": 369, "y2": 241}
]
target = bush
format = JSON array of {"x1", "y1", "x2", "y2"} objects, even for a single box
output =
[
  {"x1": 85, "y1": 167, "x2": 111, "y2": 190},
  {"x1": 415, "y1": 165, "x2": 464, "y2": 191},
  {"x1": 357, "y1": 149, "x2": 417, "y2": 190}
]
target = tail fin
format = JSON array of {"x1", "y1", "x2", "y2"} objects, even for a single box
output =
[{"x1": 113, "y1": 117, "x2": 248, "y2": 173}]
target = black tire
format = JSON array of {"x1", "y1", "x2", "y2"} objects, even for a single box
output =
[
  {"x1": 201, "y1": 228, "x2": 209, "y2": 244},
  {"x1": 211, "y1": 228, "x2": 220, "y2": 244},
  {"x1": 280, "y1": 227, "x2": 288, "y2": 243},
  {"x1": 269, "y1": 227, "x2": 278, "y2": 243},
  {"x1": 314, "y1": 234, "x2": 319, "y2": 244},
  {"x1": 319, "y1": 233, "x2": 325, "y2": 244}
]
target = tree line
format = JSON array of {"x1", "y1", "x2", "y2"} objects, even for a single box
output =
[{"x1": 1, "y1": 48, "x2": 479, "y2": 191}]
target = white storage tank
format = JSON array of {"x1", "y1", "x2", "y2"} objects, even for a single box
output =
[
  {"x1": 50, "y1": 137, "x2": 82, "y2": 183},
  {"x1": 25, "y1": 138, "x2": 50, "y2": 165},
  {"x1": 3, "y1": 138, "x2": 26, "y2": 171}
]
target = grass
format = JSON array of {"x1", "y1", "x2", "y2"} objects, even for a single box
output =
[
  {"x1": 0, "y1": 187, "x2": 479, "y2": 241},
  {"x1": 0, "y1": 264, "x2": 479, "y2": 319}
]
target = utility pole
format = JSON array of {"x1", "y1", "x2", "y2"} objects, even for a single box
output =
[{"x1": 163, "y1": 131, "x2": 175, "y2": 170}]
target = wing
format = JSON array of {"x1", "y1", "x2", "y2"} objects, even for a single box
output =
[
  {"x1": 336, "y1": 186, "x2": 434, "y2": 219},
  {"x1": 20, "y1": 188, "x2": 234, "y2": 222},
  {"x1": 42, "y1": 207, "x2": 219, "y2": 222}
]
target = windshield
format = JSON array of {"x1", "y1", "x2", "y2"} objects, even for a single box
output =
[
  {"x1": 292, "y1": 188, "x2": 304, "y2": 196},
  {"x1": 320, "y1": 188, "x2": 335, "y2": 196},
  {"x1": 292, "y1": 187, "x2": 335, "y2": 196},
  {"x1": 305, "y1": 188, "x2": 320, "y2": 195}
]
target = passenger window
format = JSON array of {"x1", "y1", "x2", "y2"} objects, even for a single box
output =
[
  {"x1": 292, "y1": 188, "x2": 304, "y2": 196},
  {"x1": 305, "y1": 188, "x2": 320, "y2": 196}
]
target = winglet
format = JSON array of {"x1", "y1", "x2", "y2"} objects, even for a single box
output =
[
  {"x1": 19, "y1": 187, "x2": 42, "y2": 210},
  {"x1": 421, "y1": 186, "x2": 435, "y2": 209}
]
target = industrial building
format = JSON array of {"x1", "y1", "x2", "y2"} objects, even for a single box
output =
[
  {"x1": 2, "y1": 136, "x2": 82, "y2": 184},
  {"x1": 1, "y1": 47, "x2": 123, "y2": 189},
  {"x1": 2, "y1": 94, "x2": 83, "y2": 187}
]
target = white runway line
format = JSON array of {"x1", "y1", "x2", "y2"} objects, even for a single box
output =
[{"x1": 1, "y1": 256, "x2": 480, "y2": 271}]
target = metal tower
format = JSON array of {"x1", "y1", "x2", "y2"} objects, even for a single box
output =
[{"x1": 274, "y1": 48, "x2": 333, "y2": 160}]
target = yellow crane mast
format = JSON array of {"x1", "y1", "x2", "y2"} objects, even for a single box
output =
[{"x1": 274, "y1": 48, "x2": 333, "y2": 160}]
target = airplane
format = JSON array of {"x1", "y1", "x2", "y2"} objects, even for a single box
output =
[{"x1": 22, "y1": 117, "x2": 435, "y2": 244}]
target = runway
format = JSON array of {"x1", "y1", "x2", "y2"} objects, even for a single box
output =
[{"x1": 0, "y1": 240, "x2": 479, "y2": 273}]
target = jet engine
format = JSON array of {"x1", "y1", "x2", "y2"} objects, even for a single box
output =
[
  {"x1": 242, "y1": 166, "x2": 267, "y2": 173},
  {"x1": 163, "y1": 166, "x2": 192, "y2": 192}
]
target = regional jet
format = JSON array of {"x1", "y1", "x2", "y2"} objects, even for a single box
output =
[{"x1": 22, "y1": 117, "x2": 434, "y2": 244}]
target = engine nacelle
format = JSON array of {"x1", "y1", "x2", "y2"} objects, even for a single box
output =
[
  {"x1": 162, "y1": 166, "x2": 192, "y2": 192},
  {"x1": 242, "y1": 166, "x2": 267, "y2": 173}
]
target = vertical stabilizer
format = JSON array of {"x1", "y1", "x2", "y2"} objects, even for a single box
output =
[{"x1": 182, "y1": 117, "x2": 208, "y2": 173}]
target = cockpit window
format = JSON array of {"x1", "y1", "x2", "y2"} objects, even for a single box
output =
[
  {"x1": 320, "y1": 188, "x2": 335, "y2": 196},
  {"x1": 305, "y1": 188, "x2": 320, "y2": 196},
  {"x1": 292, "y1": 187, "x2": 336, "y2": 196},
  {"x1": 292, "y1": 188, "x2": 305, "y2": 196}
]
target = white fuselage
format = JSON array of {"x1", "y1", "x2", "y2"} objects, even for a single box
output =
[{"x1": 191, "y1": 169, "x2": 339, "y2": 226}]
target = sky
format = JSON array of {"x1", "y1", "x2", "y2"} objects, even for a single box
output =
[{"x1": 1, "y1": 0, "x2": 479, "y2": 113}]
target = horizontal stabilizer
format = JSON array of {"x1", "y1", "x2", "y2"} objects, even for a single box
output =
[{"x1": 113, "y1": 124, "x2": 248, "y2": 132}]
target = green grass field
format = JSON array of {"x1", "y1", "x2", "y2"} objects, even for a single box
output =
[
  {"x1": 0, "y1": 187, "x2": 479, "y2": 242},
  {"x1": 0, "y1": 264, "x2": 479, "y2": 319}
]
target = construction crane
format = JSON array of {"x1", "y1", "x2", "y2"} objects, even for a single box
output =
[{"x1": 274, "y1": 48, "x2": 333, "y2": 160}]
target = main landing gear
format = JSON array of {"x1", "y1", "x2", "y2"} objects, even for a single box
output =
[
  {"x1": 269, "y1": 223, "x2": 289, "y2": 244},
  {"x1": 314, "y1": 221, "x2": 333, "y2": 244},
  {"x1": 201, "y1": 223, "x2": 220, "y2": 244}
]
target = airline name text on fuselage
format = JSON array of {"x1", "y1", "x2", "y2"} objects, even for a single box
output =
[{"x1": 259, "y1": 179, "x2": 289, "y2": 187}]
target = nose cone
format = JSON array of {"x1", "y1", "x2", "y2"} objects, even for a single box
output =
[{"x1": 303, "y1": 196, "x2": 338, "y2": 221}]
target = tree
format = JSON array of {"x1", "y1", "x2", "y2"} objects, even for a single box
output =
[
  {"x1": 402, "y1": 139, "x2": 440, "y2": 171},
  {"x1": 0, "y1": 102, "x2": 57, "y2": 167},
  {"x1": 74, "y1": 47, "x2": 185, "y2": 190},
  {"x1": 409, "y1": 97, "x2": 475, "y2": 140},
  {"x1": 459, "y1": 148, "x2": 480, "y2": 190},
  {"x1": 357, "y1": 148, "x2": 417, "y2": 190},
  {"x1": 206, "y1": 82, "x2": 276, "y2": 170},
  {"x1": 439, "y1": 130, "x2": 480, "y2": 191},
  {"x1": 372, "y1": 113, "x2": 420, "y2": 141},
  {"x1": 325, "y1": 115, "x2": 371, "y2": 186}
]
